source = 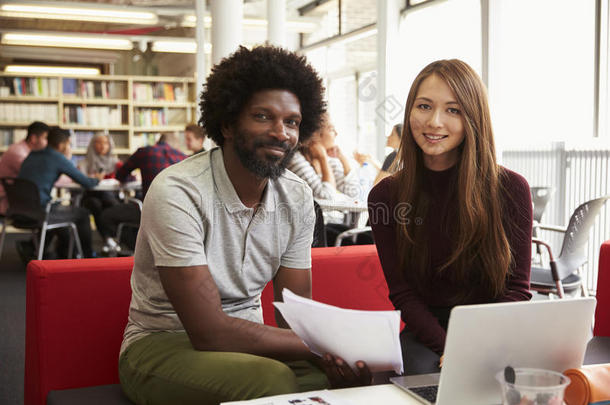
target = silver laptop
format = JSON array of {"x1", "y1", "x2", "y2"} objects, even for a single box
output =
[{"x1": 391, "y1": 298, "x2": 596, "y2": 405}]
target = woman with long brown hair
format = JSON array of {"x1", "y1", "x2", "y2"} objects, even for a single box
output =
[{"x1": 368, "y1": 59, "x2": 532, "y2": 375}]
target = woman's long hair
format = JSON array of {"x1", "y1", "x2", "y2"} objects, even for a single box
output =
[{"x1": 394, "y1": 59, "x2": 511, "y2": 302}]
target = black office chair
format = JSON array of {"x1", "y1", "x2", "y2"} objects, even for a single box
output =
[
  {"x1": 312, "y1": 201, "x2": 327, "y2": 247},
  {"x1": 0, "y1": 177, "x2": 83, "y2": 261},
  {"x1": 531, "y1": 195, "x2": 610, "y2": 298},
  {"x1": 112, "y1": 197, "x2": 142, "y2": 256}
]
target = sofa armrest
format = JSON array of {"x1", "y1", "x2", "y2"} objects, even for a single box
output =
[
  {"x1": 25, "y1": 258, "x2": 134, "y2": 405},
  {"x1": 594, "y1": 240, "x2": 610, "y2": 337}
]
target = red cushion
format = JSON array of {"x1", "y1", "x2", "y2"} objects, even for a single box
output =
[
  {"x1": 262, "y1": 245, "x2": 394, "y2": 326},
  {"x1": 25, "y1": 258, "x2": 134, "y2": 405},
  {"x1": 594, "y1": 240, "x2": 610, "y2": 337}
]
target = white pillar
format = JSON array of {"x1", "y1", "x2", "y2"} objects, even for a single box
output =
[
  {"x1": 195, "y1": 0, "x2": 207, "y2": 121},
  {"x1": 267, "y1": 0, "x2": 286, "y2": 47},
  {"x1": 375, "y1": 0, "x2": 402, "y2": 162},
  {"x1": 210, "y1": 0, "x2": 243, "y2": 65}
]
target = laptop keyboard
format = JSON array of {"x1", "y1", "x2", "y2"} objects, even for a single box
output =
[{"x1": 410, "y1": 385, "x2": 439, "y2": 403}]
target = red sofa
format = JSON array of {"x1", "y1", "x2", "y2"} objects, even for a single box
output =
[
  {"x1": 594, "y1": 240, "x2": 610, "y2": 337},
  {"x1": 25, "y1": 245, "x2": 394, "y2": 405}
]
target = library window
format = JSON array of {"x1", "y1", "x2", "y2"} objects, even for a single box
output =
[{"x1": 489, "y1": 0, "x2": 596, "y2": 148}]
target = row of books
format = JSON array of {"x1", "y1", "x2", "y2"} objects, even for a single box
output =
[
  {"x1": 0, "y1": 103, "x2": 58, "y2": 124},
  {"x1": 0, "y1": 77, "x2": 59, "y2": 97},
  {"x1": 134, "y1": 108, "x2": 186, "y2": 127},
  {"x1": 0, "y1": 129, "x2": 27, "y2": 146},
  {"x1": 63, "y1": 106, "x2": 123, "y2": 126},
  {"x1": 132, "y1": 133, "x2": 161, "y2": 149},
  {"x1": 62, "y1": 79, "x2": 125, "y2": 99},
  {"x1": 70, "y1": 131, "x2": 129, "y2": 150},
  {"x1": 132, "y1": 83, "x2": 186, "y2": 102}
]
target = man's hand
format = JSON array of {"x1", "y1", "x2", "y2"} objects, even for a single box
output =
[
  {"x1": 316, "y1": 354, "x2": 372, "y2": 388},
  {"x1": 439, "y1": 355, "x2": 444, "y2": 368}
]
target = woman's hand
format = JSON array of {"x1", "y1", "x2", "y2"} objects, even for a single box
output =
[
  {"x1": 309, "y1": 142, "x2": 328, "y2": 160},
  {"x1": 316, "y1": 354, "x2": 372, "y2": 388},
  {"x1": 353, "y1": 151, "x2": 371, "y2": 165},
  {"x1": 327, "y1": 145, "x2": 340, "y2": 158},
  {"x1": 311, "y1": 158, "x2": 322, "y2": 175}
]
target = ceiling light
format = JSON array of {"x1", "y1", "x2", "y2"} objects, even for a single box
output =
[
  {"x1": 151, "y1": 40, "x2": 211, "y2": 54},
  {"x1": 4, "y1": 65, "x2": 100, "y2": 75},
  {"x1": 0, "y1": 3, "x2": 158, "y2": 25},
  {"x1": 1, "y1": 32, "x2": 133, "y2": 50},
  {"x1": 181, "y1": 14, "x2": 317, "y2": 33}
]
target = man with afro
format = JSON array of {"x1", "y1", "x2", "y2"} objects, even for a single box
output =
[{"x1": 118, "y1": 46, "x2": 370, "y2": 405}]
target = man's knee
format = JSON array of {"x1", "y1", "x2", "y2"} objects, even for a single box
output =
[{"x1": 242, "y1": 358, "x2": 299, "y2": 396}]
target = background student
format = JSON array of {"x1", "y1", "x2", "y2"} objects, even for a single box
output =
[
  {"x1": 184, "y1": 123, "x2": 206, "y2": 154},
  {"x1": 368, "y1": 59, "x2": 533, "y2": 375},
  {"x1": 0, "y1": 121, "x2": 49, "y2": 215},
  {"x1": 77, "y1": 134, "x2": 121, "y2": 240},
  {"x1": 98, "y1": 133, "x2": 187, "y2": 251},
  {"x1": 19, "y1": 126, "x2": 101, "y2": 258},
  {"x1": 288, "y1": 113, "x2": 359, "y2": 201}
]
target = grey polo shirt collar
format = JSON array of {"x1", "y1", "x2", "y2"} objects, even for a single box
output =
[{"x1": 211, "y1": 147, "x2": 276, "y2": 214}]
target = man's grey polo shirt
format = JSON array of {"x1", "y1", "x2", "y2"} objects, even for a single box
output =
[{"x1": 121, "y1": 147, "x2": 315, "y2": 354}]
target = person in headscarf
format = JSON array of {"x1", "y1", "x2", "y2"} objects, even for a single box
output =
[
  {"x1": 79, "y1": 133, "x2": 119, "y2": 175},
  {"x1": 78, "y1": 134, "x2": 121, "y2": 240}
]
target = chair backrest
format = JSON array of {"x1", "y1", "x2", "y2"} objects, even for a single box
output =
[
  {"x1": 0, "y1": 177, "x2": 45, "y2": 226},
  {"x1": 555, "y1": 195, "x2": 610, "y2": 279},
  {"x1": 530, "y1": 187, "x2": 553, "y2": 223}
]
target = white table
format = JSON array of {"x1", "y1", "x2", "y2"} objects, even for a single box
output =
[
  {"x1": 315, "y1": 198, "x2": 368, "y2": 213},
  {"x1": 59, "y1": 179, "x2": 141, "y2": 192},
  {"x1": 316, "y1": 198, "x2": 368, "y2": 229},
  {"x1": 221, "y1": 384, "x2": 420, "y2": 404},
  {"x1": 56, "y1": 180, "x2": 141, "y2": 206}
]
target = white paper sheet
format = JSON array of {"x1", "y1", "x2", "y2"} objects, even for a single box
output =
[
  {"x1": 221, "y1": 389, "x2": 355, "y2": 404},
  {"x1": 274, "y1": 289, "x2": 403, "y2": 374}
]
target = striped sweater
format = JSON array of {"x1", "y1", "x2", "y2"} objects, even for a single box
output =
[{"x1": 287, "y1": 151, "x2": 359, "y2": 200}]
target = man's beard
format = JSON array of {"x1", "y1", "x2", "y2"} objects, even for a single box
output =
[{"x1": 232, "y1": 129, "x2": 296, "y2": 180}]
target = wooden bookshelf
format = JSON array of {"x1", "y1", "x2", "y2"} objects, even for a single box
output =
[{"x1": 0, "y1": 73, "x2": 197, "y2": 155}]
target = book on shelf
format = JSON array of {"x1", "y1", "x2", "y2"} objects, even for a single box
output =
[
  {"x1": 72, "y1": 80, "x2": 117, "y2": 99},
  {"x1": 0, "y1": 103, "x2": 58, "y2": 123},
  {"x1": 0, "y1": 77, "x2": 58, "y2": 97},
  {"x1": 69, "y1": 130, "x2": 129, "y2": 151},
  {"x1": 132, "y1": 132, "x2": 162, "y2": 149},
  {"x1": 133, "y1": 82, "x2": 184, "y2": 102},
  {"x1": 63, "y1": 106, "x2": 123, "y2": 126},
  {"x1": 62, "y1": 78, "x2": 77, "y2": 97},
  {"x1": 70, "y1": 131, "x2": 95, "y2": 149},
  {"x1": 135, "y1": 108, "x2": 187, "y2": 127},
  {"x1": 0, "y1": 128, "x2": 28, "y2": 147}
]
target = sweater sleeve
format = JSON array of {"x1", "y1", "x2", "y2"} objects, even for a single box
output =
[
  {"x1": 329, "y1": 157, "x2": 359, "y2": 198},
  {"x1": 497, "y1": 169, "x2": 533, "y2": 302},
  {"x1": 115, "y1": 149, "x2": 141, "y2": 183},
  {"x1": 288, "y1": 152, "x2": 335, "y2": 200},
  {"x1": 59, "y1": 155, "x2": 99, "y2": 189},
  {"x1": 368, "y1": 178, "x2": 448, "y2": 354}
]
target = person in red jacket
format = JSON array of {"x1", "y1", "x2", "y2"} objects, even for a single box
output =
[{"x1": 368, "y1": 59, "x2": 533, "y2": 375}]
